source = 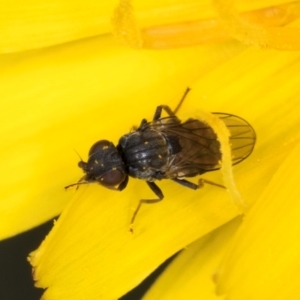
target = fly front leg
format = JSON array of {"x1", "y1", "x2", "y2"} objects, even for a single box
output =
[
  {"x1": 130, "y1": 181, "x2": 164, "y2": 232},
  {"x1": 64, "y1": 175, "x2": 86, "y2": 190}
]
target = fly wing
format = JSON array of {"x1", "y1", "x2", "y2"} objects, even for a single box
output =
[
  {"x1": 149, "y1": 113, "x2": 256, "y2": 178},
  {"x1": 215, "y1": 113, "x2": 256, "y2": 165},
  {"x1": 163, "y1": 118, "x2": 222, "y2": 177}
]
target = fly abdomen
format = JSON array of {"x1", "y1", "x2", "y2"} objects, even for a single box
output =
[{"x1": 119, "y1": 129, "x2": 169, "y2": 180}]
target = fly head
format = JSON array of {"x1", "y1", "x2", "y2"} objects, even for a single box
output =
[{"x1": 66, "y1": 140, "x2": 128, "y2": 191}]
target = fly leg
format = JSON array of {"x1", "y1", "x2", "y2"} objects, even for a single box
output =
[
  {"x1": 173, "y1": 87, "x2": 191, "y2": 114},
  {"x1": 130, "y1": 181, "x2": 164, "y2": 232},
  {"x1": 153, "y1": 88, "x2": 191, "y2": 120},
  {"x1": 64, "y1": 175, "x2": 86, "y2": 190},
  {"x1": 172, "y1": 178, "x2": 225, "y2": 190},
  {"x1": 137, "y1": 118, "x2": 148, "y2": 130},
  {"x1": 198, "y1": 178, "x2": 225, "y2": 189}
]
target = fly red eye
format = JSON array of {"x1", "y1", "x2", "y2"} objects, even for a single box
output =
[
  {"x1": 98, "y1": 169, "x2": 126, "y2": 187},
  {"x1": 89, "y1": 140, "x2": 112, "y2": 157}
]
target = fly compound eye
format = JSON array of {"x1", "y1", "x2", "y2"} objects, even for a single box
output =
[
  {"x1": 89, "y1": 140, "x2": 112, "y2": 157},
  {"x1": 98, "y1": 169, "x2": 126, "y2": 187}
]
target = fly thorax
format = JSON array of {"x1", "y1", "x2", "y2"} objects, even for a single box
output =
[{"x1": 118, "y1": 129, "x2": 169, "y2": 180}]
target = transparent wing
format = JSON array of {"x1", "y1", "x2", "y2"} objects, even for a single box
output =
[
  {"x1": 215, "y1": 113, "x2": 256, "y2": 165},
  {"x1": 147, "y1": 113, "x2": 256, "y2": 177}
]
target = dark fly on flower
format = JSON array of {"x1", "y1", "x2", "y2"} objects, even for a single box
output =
[{"x1": 65, "y1": 88, "x2": 256, "y2": 230}]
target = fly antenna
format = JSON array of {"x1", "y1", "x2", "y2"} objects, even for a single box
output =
[{"x1": 73, "y1": 148, "x2": 83, "y2": 162}]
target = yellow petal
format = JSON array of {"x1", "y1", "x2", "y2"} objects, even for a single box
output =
[
  {"x1": 214, "y1": 0, "x2": 300, "y2": 50},
  {"x1": 29, "y1": 180, "x2": 238, "y2": 299},
  {"x1": 28, "y1": 47, "x2": 300, "y2": 299},
  {"x1": 112, "y1": 0, "x2": 300, "y2": 49},
  {"x1": 143, "y1": 217, "x2": 242, "y2": 300},
  {"x1": 4, "y1": 0, "x2": 297, "y2": 52},
  {"x1": 0, "y1": 35, "x2": 241, "y2": 239},
  {"x1": 28, "y1": 95, "x2": 244, "y2": 299},
  {"x1": 190, "y1": 47, "x2": 300, "y2": 207},
  {"x1": 26, "y1": 43, "x2": 252, "y2": 300},
  {"x1": 140, "y1": 48, "x2": 300, "y2": 299},
  {"x1": 0, "y1": 0, "x2": 116, "y2": 53},
  {"x1": 216, "y1": 140, "x2": 300, "y2": 299}
]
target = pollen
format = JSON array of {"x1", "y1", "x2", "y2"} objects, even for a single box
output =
[
  {"x1": 101, "y1": 164, "x2": 104, "y2": 167},
  {"x1": 158, "y1": 154, "x2": 162, "y2": 159},
  {"x1": 95, "y1": 160, "x2": 99, "y2": 164},
  {"x1": 103, "y1": 146, "x2": 108, "y2": 150},
  {"x1": 112, "y1": 167, "x2": 116, "y2": 170},
  {"x1": 144, "y1": 141, "x2": 148, "y2": 145}
]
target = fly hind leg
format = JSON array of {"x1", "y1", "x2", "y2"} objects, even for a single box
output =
[
  {"x1": 198, "y1": 178, "x2": 226, "y2": 189},
  {"x1": 172, "y1": 178, "x2": 226, "y2": 190},
  {"x1": 130, "y1": 181, "x2": 164, "y2": 233}
]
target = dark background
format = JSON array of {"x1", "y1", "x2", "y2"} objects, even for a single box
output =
[{"x1": 0, "y1": 219, "x2": 175, "y2": 300}]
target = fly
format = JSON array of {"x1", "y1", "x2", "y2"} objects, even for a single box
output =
[{"x1": 65, "y1": 88, "x2": 256, "y2": 231}]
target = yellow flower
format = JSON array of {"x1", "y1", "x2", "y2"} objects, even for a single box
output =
[{"x1": 1, "y1": 0, "x2": 300, "y2": 299}]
